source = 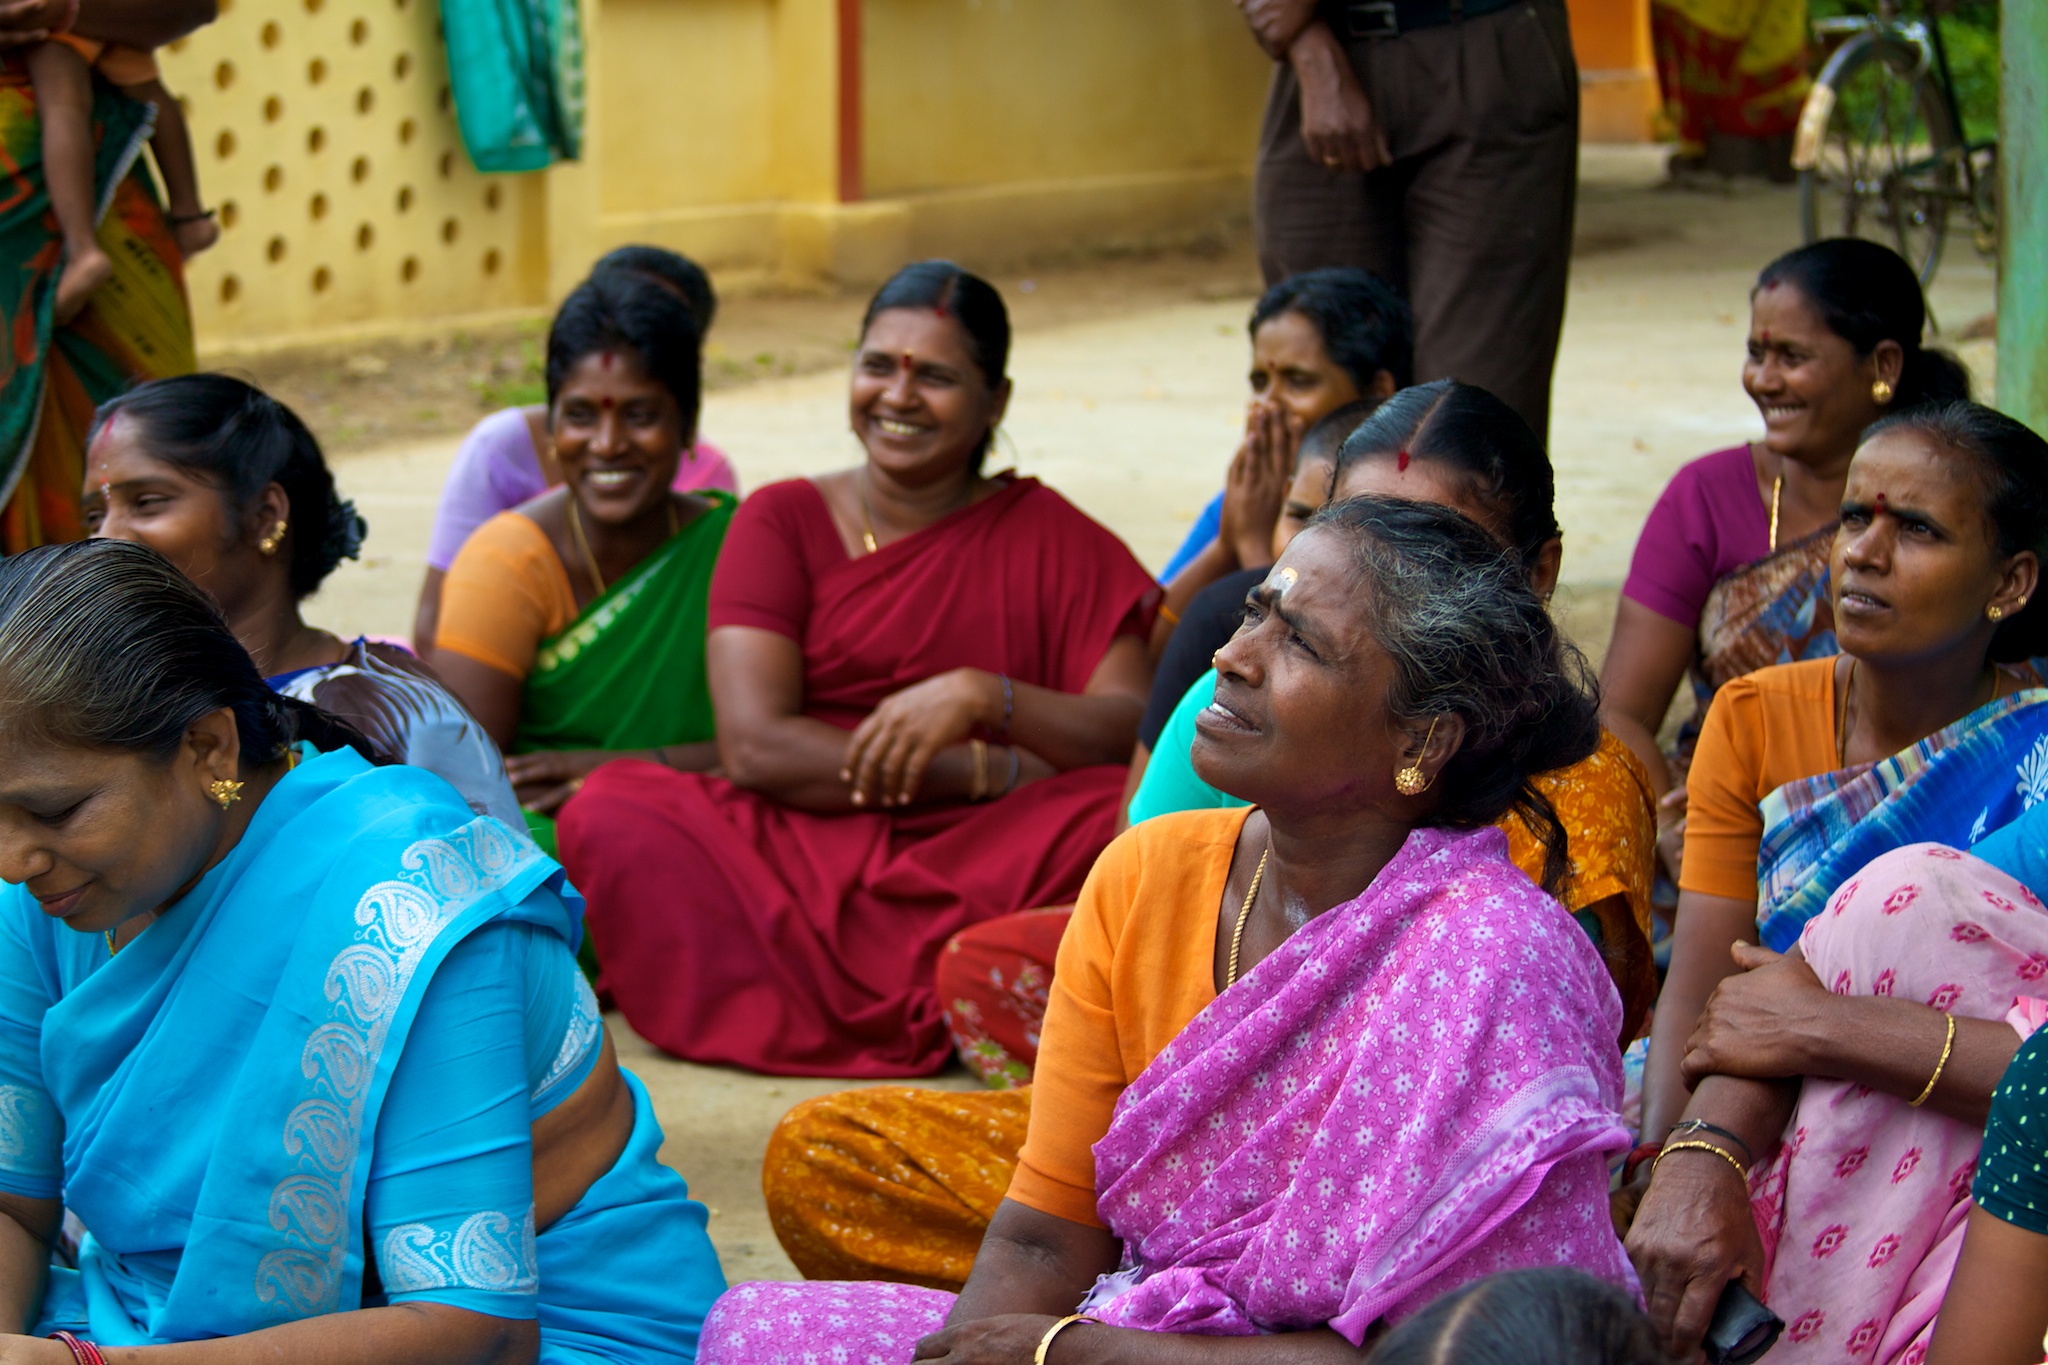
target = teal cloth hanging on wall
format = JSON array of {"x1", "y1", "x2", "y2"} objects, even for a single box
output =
[{"x1": 442, "y1": 0, "x2": 584, "y2": 174}]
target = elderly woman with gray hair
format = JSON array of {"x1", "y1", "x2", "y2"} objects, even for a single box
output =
[{"x1": 695, "y1": 496, "x2": 1639, "y2": 1362}]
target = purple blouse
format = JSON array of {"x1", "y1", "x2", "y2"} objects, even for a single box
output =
[
  {"x1": 1620, "y1": 444, "x2": 1773, "y2": 627},
  {"x1": 425, "y1": 407, "x2": 740, "y2": 570}
]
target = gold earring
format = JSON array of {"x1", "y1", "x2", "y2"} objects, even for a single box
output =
[
  {"x1": 1395, "y1": 717, "x2": 1440, "y2": 797},
  {"x1": 257, "y1": 522, "x2": 287, "y2": 555},
  {"x1": 1872, "y1": 378, "x2": 1894, "y2": 405},
  {"x1": 1989, "y1": 604, "x2": 2006, "y2": 622},
  {"x1": 208, "y1": 778, "x2": 244, "y2": 808}
]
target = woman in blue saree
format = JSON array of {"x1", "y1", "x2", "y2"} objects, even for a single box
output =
[
  {"x1": 1623, "y1": 403, "x2": 2048, "y2": 1362},
  {"x1": 0, "y1": 538, "x2": 724, "y2": 1361}
]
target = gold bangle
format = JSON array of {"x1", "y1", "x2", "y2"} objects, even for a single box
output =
[
  {"x1": 1910, "y1": 1012, "x2": 1958, "y2": 1108},
  {"x1": 1653, "y1": 1140, "x2": 1749, "y2": 1185},
  {"x1": 969, "y1": 737, "x2": 988, "y2": 802},
  {"x1": 1034, "y1": 1314, "x2": 1102, "y2": 1365}
]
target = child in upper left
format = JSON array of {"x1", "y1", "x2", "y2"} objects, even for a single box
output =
[{"x1": 28, "y1": 25, "x2": 215, "y2": 323}]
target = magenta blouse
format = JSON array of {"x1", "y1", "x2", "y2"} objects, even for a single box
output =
[{"x1": 1619, "y1": 443, "x2": 1773, "y2": 627}]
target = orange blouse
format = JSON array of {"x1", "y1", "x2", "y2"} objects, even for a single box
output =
[
  {"x1": 435, "y1": 511, "x2": 579, "y2": 679},
  {"x1": 1010, "y1": 809, "x2": 1243, "y2": 1227},
  {"x1": 1680, "y1": 657, "x2": 1842, "y2": 903}
]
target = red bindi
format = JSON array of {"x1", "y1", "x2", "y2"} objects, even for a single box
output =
[
  {"x1": 933, "y1": 300, "x2": 949, "y2": 321},
  {"x1": 1760, "y1": 329, "x2": 1771, "y2": 345},
  {"x1": 1396, "y1": 448, "x2": 1411, "y2": 472},
  {"x1": 599, "y1": 395, "x2": 614, "y2": 410},
  {"x1": 1874, "y1": 493, "x2": 1888, "y2": 514},
  {"x1": 900, "y1": 351, "x2": 916, "y2": 374},
  {"x1": 599, "y1": 351, "x2": 615, "y2": 370}
]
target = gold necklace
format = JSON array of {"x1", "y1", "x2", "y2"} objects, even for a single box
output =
[
  {"x1": 1769, "y1": 475, "x2": 1783, "y2": 553},
  {"x1": 567, "y1": 495, "x2": 680, "y2": 596},
  {"x1": 1224, "y1": 844, "x2": 1272, "y2": 988},
  {"x1": 858, "y1": 469, "x2": 880, "y2": 554}
]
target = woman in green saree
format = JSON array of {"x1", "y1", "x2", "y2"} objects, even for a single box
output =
[
  {"x1": 435, "y1": 267, "x2": 730, "y2": 853},
  {"x1": 0, "y1": 0, "x2": 213, "y2": 552}
]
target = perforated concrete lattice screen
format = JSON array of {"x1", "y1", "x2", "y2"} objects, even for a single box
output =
[{"x1": 156, "y1": 0, "x2": 547, "y2": 346}]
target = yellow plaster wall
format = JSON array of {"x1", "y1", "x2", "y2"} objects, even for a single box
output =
[
  {"x1": 149, "y1": 0, "x2": 1258, "y2": 350},
  {"x1": 591, "y1": 0, "x2": 780, "y2": 217},
  {"x1": 861, "y1": 0, "x2": 1269, "y2": 194},
  {"x1": 158, "y1": 0, "x2": 550, "y2": 352}
]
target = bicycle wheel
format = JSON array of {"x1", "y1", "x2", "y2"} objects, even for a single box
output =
[{"x1": 1797, "y1": 34, "x2": 1959, "y2": 285}]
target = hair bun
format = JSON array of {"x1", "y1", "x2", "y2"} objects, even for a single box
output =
[{"x1": 327, "y1": 497, "x2": 366, "y2": 565}]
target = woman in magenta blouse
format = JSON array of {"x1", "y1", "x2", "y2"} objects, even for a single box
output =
[{"x1": 1598, "y1": 239, "x2": 1967, "y2": 881}]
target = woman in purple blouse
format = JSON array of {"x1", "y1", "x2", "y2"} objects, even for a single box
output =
[{"x1": 413, "y1": 246, "x2": 740, "y2": 653}]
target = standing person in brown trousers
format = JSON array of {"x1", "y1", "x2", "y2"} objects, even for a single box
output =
[{"x1": 1240, "y1": 0, "x2": 1579, "y2": 438}]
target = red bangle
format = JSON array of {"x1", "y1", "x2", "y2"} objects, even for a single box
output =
[
  {"x1": 48, "y1": 1332, "x2": 107, "y2": 1365},
  {"x1": 1622, "y1": 1141, "x2": 1663, "y2": 1184}
]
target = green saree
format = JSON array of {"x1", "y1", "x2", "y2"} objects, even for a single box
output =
[
  {"x1": 0, "y1": 62, "x2": 195, "y2": 550},
  {"x1": 517, "y1": 491, "x2": 732, "y2": 853}
]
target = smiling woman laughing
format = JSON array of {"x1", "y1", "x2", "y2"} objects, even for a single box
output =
[
  {"x1": 551, "y1": 261, "x2": 1160, "y2": 1078},
  {"x1": 1597, "y1": 239, "x2": 1972, "y2": 892},
  {"x1": 432, "y1": 269, "x2": 735, "y2": 855}
]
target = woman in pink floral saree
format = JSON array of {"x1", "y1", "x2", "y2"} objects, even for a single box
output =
[{"x1": 698, "y1": 497, "x2": 1639, "y2": 1362}]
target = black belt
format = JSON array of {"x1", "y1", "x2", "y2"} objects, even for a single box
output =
[{"x1": 1318, "y1": 0, "x2": 1523, "y2": 40}]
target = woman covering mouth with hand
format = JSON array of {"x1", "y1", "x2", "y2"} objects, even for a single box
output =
[
  {"x1": 433, "y1": 269, "x2": 734, "y2": 854},
  {"x1": 1626, "y1": 402, "x2": 2048, "y2": 1361},
  {"x1": 1599, "y1": 239, "x2": 1970, "y2": 894}
]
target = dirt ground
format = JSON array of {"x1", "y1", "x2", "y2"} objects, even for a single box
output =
[{"x1": 281, "y1": 144, "x2": 2000, "y2": 1286}]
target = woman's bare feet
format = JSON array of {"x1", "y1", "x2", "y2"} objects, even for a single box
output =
[
  {"x1": 171, "y1": 213, "x2": 218, "y2": 258},
  {"x1": 53, "y1": 242, "x2": 112, "y2": 324}
]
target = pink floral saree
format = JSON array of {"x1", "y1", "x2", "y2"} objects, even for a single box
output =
[{"x1": 698, "y1": 826, "x2": 1637, "y2": 1360}]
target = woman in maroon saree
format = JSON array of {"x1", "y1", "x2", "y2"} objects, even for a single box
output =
[{"x1": 557, "y1": 262, "x2": 1157, "y2": 1077}]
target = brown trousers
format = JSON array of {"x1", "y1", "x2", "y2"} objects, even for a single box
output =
[{"x1": 1254, "y1": 0, "x2": 1579, "y2": 437}]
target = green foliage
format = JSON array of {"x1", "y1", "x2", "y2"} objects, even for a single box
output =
[{"x1": 1807, "y1": 1, "x2": 2000, "y2": 144}]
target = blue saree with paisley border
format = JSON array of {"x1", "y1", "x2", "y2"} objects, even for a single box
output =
[{"x1": 0, "y1": 747, "x2": 723, "y2": 1359}]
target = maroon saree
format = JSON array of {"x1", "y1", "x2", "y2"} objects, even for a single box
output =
[{"x1": 557, "y1": 477, "x2": 1158, "y2": 1076}]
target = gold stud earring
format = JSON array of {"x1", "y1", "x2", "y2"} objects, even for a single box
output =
[
  {"x1": 1872, "y1": 379, "x2": 1895, "y2": 405},
  {"x1": 257, "y1": 522, "x2": 287, "y2": 555},
  {"x1": 208, "y1": 778, "x2": 244, "y2": 808},
  {"x1": 1395, "y1": 717, "x2": 1440, "y2": 797},
  {"x1": 1989, "y1": 604, "x2": 2006, "y2": 622}
]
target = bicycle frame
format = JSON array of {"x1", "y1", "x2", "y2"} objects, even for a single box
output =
[{"x1": 1793, "y1": 9, "x2": 1984, "y2": 195}]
